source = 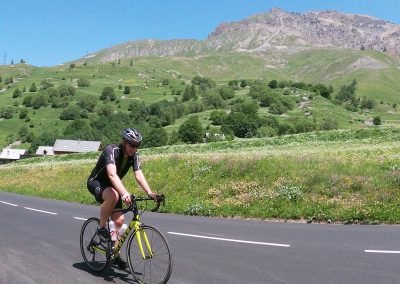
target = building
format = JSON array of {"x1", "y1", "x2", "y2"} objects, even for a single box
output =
[
  {"x1": 0, "y1": 148, "x2": 27, "y2": 164},
  {"x1": 35, "y1": 146, "x2": 55, "y2": 156},
  {"x1": 53, "y1": 139, "x2": 101, "y2": 155}
]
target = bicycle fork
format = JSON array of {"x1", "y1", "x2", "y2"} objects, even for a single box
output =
[
  {"x1": 112, "y1": 218, "x2": 154, "y2": 260},
  {"x1": 135, "y1": 224, "x2": 154, "y2": 259}
]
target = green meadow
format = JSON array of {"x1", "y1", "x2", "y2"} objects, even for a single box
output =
[{"x1": 1, "y1": 128, "x2": 399, "y2": 224}]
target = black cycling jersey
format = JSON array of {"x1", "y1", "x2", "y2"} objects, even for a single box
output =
[{"x1": 89, "y1": 144, "x2": 141, "y2": 182}]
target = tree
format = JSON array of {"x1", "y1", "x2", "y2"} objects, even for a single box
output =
[
  {"x1": 123, "y1": 86, "x2": 131, "y2": 95},
  {"x1": 313, "y1": 84, "x2": 332, "y2": 99},
  {"x1": 63, "y1": 119, "x2": 95, "y2": 140},
  {"x1": 268, "y1": 80, "x2": 278, "y2": 89},
  {"x1": 40, "y1": 79, "x2": 54, "y2": 90},
  {"x1": 221, "y1": 112, "x2": 260, "y2": 138},
  {"x1": 231, "y1": 100, "x2": 259, "y2": 115},
  {"x1": 101, "y1": 86, "x2": 116, "y2": 101},
  {"x1": 183, "y1": 85, "x2": 196, "y2": 102},
  {"x1": 59, "y1": 106, "x2": 80, "y2": 120},
  {"x1": 373, "y1": 116, "x2": 382, "y2": 125},
  {"x1": 228, "y1": 80, "x2": 239, "y2": 89},
  {"x1": 0, "y1": 107, "x2": 13, "y2": 119},
  {"x1": 145, "y1": 128, "x2": 169, "y2": 147},
  {"x1": 58, "y1": 85, "x2": 75, "y2": 97},
  {"x1": 77, "y1": 78, "x2": 90, "y2": 87},
  {"x1": 32, "y1": 93, "x2": 48, "y2": 109},
  {"x1": 178, "y1": 116, "x2": 204, "y2": 144},
  {"x1": 19, "y1": 108, "x2": 28, "y2": 119},
  {"x1": 219, "y1": 86, "x2": 234, "y2": 100},
  {"x1": 12, "y1": 88, "x2": 22, "y2": 98},
  {"x1": 210, "y1": 110, "x2": 227, "y2": 125},
  {"x1": 360, "y1": 97, "x2": 376, "y2": 109},
  {"x1": 97, "y1": 104, "x2": 114, "y2": 117},
  {"x1": 23, "y1": 95, "x2": 33, "y2": 107},
  {"x1": 202, "y1": 91, "x2": 225, "y2": 108},
  {"x1": 77, "y1": 94, "x2": 97, "y2": 112},
  {"x1": 29, "y1": 83, "x2": 37, "y2": 92}
]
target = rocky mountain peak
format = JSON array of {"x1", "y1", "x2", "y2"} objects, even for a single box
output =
[{"x1": 84, "y1": 8, "x2": 400, "y2": 63}]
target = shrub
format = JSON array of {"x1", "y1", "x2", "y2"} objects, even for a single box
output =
[
  {"x1": 373, "y1": 116, "x2": 382, "y2": 125},
  {"x1": 77, "y1": 78, "x2": 90, "y2": 87}
]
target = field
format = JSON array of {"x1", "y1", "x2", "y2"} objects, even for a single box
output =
[{"x1": 1, "y1": 128, "x2": 399, "y2": 224}]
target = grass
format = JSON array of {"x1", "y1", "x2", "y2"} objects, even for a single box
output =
[
  {"x1": 1, "y1": 48, "x2": 400, "y2": 149},
  {"x1": 1, "y1": 128, "x2": 399, "y2": 224}
]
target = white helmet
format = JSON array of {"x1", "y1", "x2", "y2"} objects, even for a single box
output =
[{"x1": 121, "y1": 128, "x2": 142, "y2": 144}]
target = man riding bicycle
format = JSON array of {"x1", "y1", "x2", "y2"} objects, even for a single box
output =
[{"x1": 87, "y1": 128, "x2": 157, "y2": 268}]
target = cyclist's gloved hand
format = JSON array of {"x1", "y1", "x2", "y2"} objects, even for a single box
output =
[{"x1": 122, "y1": 193, "x2": 132, "y2": 206}]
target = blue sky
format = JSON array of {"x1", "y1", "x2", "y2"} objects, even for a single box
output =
[{"x1": 1, "y1": 0, "x2": 400, "y2": 67}]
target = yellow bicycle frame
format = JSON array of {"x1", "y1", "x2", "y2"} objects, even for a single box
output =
[{"x1": 111, "y1": 215, "x2": 153, "y2": 260}]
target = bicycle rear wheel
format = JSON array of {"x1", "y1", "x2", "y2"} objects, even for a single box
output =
[
  {"x1": 80, "y1": 217, "x2": 111, "y2": 272},
  {"x1": 127, "y1": 225, "x2": 172, "y2": 284}
]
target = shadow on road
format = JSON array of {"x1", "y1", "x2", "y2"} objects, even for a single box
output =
[{"x1": 73, "y1": 262, "x2": 137, "y2": 283}]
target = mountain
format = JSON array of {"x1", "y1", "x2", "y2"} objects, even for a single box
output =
[
  {"x1": 1, "y1": 8, "x2": 399, "y2": 150},
  {"x1": 81, "y1": 8, "x2": 400, "y2": 63}
]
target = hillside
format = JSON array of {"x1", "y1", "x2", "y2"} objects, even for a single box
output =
[
  {"x1": 79, "y1": 8, "x2": 400, "y2": 63},
  {"x1": 0, "y1": 49, "x2": 399, "y2": 150},
  {"x1": 0, "y1": 8, "x2": 399, "y2": 150}
]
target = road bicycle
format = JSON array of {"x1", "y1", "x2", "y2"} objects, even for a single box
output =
[{"x1": 80, "y1": 194, "x2": 172, "y2": 284}]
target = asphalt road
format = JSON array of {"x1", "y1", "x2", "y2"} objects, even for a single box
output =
[{"x1": 1, "y1": 191, "x2": 400, "y2": 284}]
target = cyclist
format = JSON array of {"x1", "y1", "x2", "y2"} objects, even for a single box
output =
[{"x1": 87, "y1": 128, "x2": 157, "y2": 268}]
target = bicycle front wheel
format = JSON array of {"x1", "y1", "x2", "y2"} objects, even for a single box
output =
[
  {"x1": 80, "y1": 217, "x2": 111, "y2": 272},
  {"x1": 127, "y1": 225, "x2": 172, "y2": 284}
]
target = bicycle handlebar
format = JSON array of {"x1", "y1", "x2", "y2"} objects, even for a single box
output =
[
  {"x1": 131, "y1": 194, "x2": 165, "y2": 212},
  {"x1": 115, "y1": 194, "x2": 165, "y2": 214}
]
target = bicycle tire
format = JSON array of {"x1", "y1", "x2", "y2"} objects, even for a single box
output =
[
  {"x1": 80, "y1": 217, "x2": 111, "y2": 272},
  {"x1": 126, "y1": 225, "x2": 172, "y2": 284}
]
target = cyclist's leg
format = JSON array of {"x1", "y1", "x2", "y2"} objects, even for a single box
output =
[
  {"x1": 110, "y1": 199, "x2": 124, "y2": 247},
  {"x1": 111, "y1": 197, "x2": 124, "y2": 228},
  {"x1": 99, "y1": 187, "x2": 119, "y2": 227}
]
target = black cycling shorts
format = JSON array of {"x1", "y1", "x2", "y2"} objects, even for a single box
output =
[{"x1": 87, "y1": 178, "x2": 123, "y2": 209}]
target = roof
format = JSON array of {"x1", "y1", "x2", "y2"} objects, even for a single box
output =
[
  {"x1": 0, "y1": 148, "x2": 27, "y2": 160},
  {"x1": 36, "y1": 146, "x2": 54, "y2": 156},
  {"x1": 53, "y1": 139, "x2": 101, "y2": 153}
]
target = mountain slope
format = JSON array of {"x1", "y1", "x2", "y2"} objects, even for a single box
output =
[{"x1": 80, "y1": 8, "x2": 400, "y2": 63}]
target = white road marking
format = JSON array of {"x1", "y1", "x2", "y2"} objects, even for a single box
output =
[
  {"x1": 74, "y1": 217, "x2": 87, "y2": 221},
  {"x1": 0, "y1": 200, "x2": 18, "y2": 206},
  {"x1": 24, "y1": 207, "x2": 58, "y2": 215},
  {"x1": 365, "y1": 250, "x2": 400, "y2": 254},
  {"x1": 168, "y1": 232, "x2": 290, "y2": 247}
]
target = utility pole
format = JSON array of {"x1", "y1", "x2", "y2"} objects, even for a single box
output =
[{"x1": 2, "y1": 52, "x2": 6, "y2": 65}]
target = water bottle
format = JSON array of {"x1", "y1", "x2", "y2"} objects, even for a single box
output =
[
  {"x1": 118, "y1": 224, "x2": 128, "y2": 239},
  {"x1": 108, "y1": 220, "x2": 118, "y2": 241}
]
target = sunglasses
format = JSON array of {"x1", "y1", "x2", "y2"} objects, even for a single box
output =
[{"x1": 126, "y1": 141, "x2": 141, "y2": 148}]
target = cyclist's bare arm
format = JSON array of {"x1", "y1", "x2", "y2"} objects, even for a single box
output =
[
  {"x1": 134, "y1": 170, "x2": 157, "y2": 200},
  {"x1": 107, "y1": 164, "x2": 131, "y2": 205}
]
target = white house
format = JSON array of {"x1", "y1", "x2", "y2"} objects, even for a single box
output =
[
  {"x1": 36, "y1": 146, "x2": 55, "y2": 156},
  {"x1": 53, "y1": 139, "x2": 101, "y2": 154},
  {"x1": 0, "y1": 148, "x2": 27, "y2": 164}
]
